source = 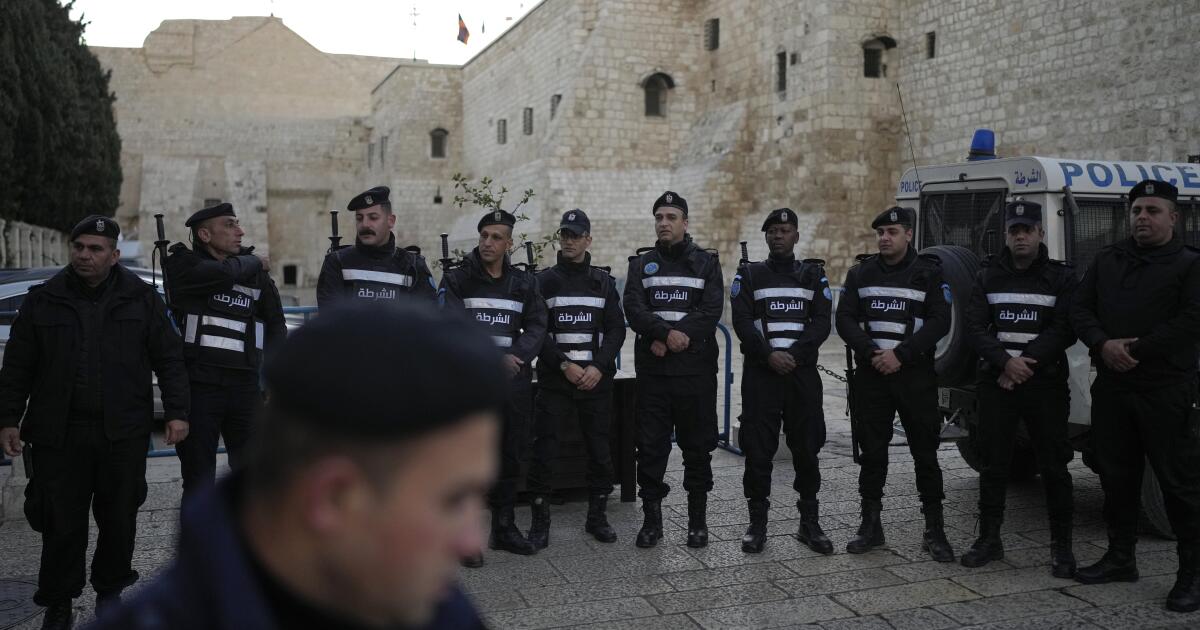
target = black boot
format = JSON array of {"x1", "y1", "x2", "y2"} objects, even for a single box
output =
[
  {"x1": 635, "y1": 499, "x2": 663, "y2": 548},
  {"x1": 1075, "y1": 546, "x2": 1138, "y2": 584},
  {"x1": 1166, "y1": 548, "x2": 1199, "y2": 613},
  {"x1": 95, "y1": 592, "x2": 121, "y2": 618},
  {"x1": 846, "y1": 499, "x2": 885, "y2": 554},
  {"x1": 489, "y1": 506, "x2": 538, "y2": 556},
  {"x1": 40, "y1": 601, "x2": 73, "y2": 630},
  {"x1": 960, "y1": 515, "x2": 1004, "y2": 568},
  {"x1": 686, "y1": 492, "x2": 709, "y2": 548},
  {"x1": 741, "y1": 499, "x2": 769, "y2": 553},
  {"x1": 1049, "y1": 520, "x2": 1076, "y2": 579},
  {"x1": 921, "y1": 506, "x2": 955, "y2": 563},
  {"x1": 796, "y1": 499, "x2": 833, "y2": 555},
  {"x1": 460, "y1": 553, "x2": 484, "y2": 568},
  {"x1": 585, "y1": 494, "x2": 617, "y2": 543},
  {"x1": 527, "y1": 496, "x2": 551, "y2": 550}
]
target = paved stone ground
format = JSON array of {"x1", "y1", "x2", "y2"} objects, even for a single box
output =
[{"x1": 1, "y1": 339, "x2": 1198, "y2": 628}]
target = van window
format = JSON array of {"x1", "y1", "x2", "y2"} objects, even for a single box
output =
[
  {"x1": 919, "y1": 189, "x2": 1006, "y2": 259},
  {"x1": 1069, "y1": 198, "x2": 1200, "y2": 273}
]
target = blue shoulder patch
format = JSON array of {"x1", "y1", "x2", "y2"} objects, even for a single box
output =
[
  {"x1": 644, "y1": 262, "x2": 659, "y2": 275},
  {"x1": 437, "y1": 287, "x2": 447, "y2": 307},
  {"x1": 941, "y1": 282, "x2": 953, "y2": 304},
  {"x1": 823, "y1": 286, "x2": 832, "y2": 300},
  {"x1": 730, "y1": 274, "x2": 741, "y2": 298},
  {"x1": 428, "y1": 277, "x2": 437, "y2": 289}
]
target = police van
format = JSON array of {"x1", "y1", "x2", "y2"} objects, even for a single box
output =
[{"x1": 895, "y1": 150, "x2": 1200, "y2": 538}]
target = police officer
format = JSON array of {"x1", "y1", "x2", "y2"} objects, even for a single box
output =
[
  {"x1": 165, "y1": 202, "x2": 287, "y2": 501},
  {"x1": 731, "y1": 208, "x2": 833, "y2": 554},
  {"x1": 439, "y1": 209, "x2": 547, "y2": 564},
  {"x1": 835, "y1": 206, "x2": 955, "y2": 562},
  {"x1": 316, "y1": 186, "x2": 436, "y2": 307},
  {"x1": 624, "y1": 191, "x2": 724, "y2": 549},
  {"x1": 0, "y1": 216, "x2": 190, "y2": 629},
  {"x1": 1071, "y1": 179, "x2": 1200, "y2": 613},
  {"x1": 526, "y1": 210, "x2": 626, "y2": 548},
  {"x1": 962, "y1": 201, "x2": 1077, "y2": 576},
  {"x1": 90, "y1": 303, "x2": 500, "y2": 630}
]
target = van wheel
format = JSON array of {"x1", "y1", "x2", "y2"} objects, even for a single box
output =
[
  {"x1": 956, "y1": 428, "x2": 984, "y2": 473},
  {"x1": 918, "y1": 245, "x2": 980, "y2": 387},
  {"x1": 1140, "y1": 459, "x2": 1175, "y2": 539}
]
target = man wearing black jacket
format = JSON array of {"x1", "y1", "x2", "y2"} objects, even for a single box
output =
[
  {"x1": 165, "y1": 203, "x2": 287, "y2": 501},
  {"x1": 624, "y1": 191, "x2": 724, "y2": 549},
  {"x1": 527, "y1": 210, "x2": 626, "y2": 547},
  {"x1": 1071, "y1": 179, "x2": 1200, "y2": 613},
  {"x1": 961, "y1": 201, "x2": 1077, "y2": 576},
  {"x1": 835, "y1": 206, "x2": 954, "y2": 562},
  {"x1": 731, "y1": 208, "x2": 833, "y2": 554},
  {"x1": 0, "y1": 216, "x2": 190, "y2": 630},
  {"x1": 439, "y1": 209, "x2": 547, "y2": 564},
  {"x1": 316, "y1": 186, "x2": 436, "y2": 307}
]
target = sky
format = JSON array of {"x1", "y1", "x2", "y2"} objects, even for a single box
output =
[{"x1": 65, "y1": 0, "x2": 542, "y2": 65}]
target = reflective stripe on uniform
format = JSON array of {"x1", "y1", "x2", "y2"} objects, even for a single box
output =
[
  {"x1": 766, "y1": 321, "x2": 805, "y2": 332},
  {"x1": 232, "y1": 285, "x2": 262, "y2": 300},
  {"x1": 255, "y1": 321, "x2": 265, "y2": 350},
  {"x1": 997, "y1": 331, "x2": 1039, "y2": 343},
  {"x1": 858, "y1": 286, "x2": 926, "y2": 301},
  {"x1": 654, "y1": 310, "x2": 687, "y2": 321},
  {"x1": 492, "y1": 336, "x2": 514, "y2": 347},
  {"x1": 201, "y1": 315, "x2": 247, "y2": 333},
  {"x1": 565, "y1": 350, "x2": 594, "y2": 361},
  {"x1": 987, "y1": 292, "x2": 1056, "y2": 306},
  {"x1": 555, "y1": 332, "x2": 593, "y2": 344},
  {"x1": 184, "y1": 314, "x2": 199, "y2": 343},
  {"x1": 464, "y1": 298, "x2": 524, "y2": 312},
  {"x1": 642, "y1": 276, "x2": 706, "y2": 289},
  {"x1": 342, "y1": 269, "x2": 414, "y2": 287},
  {"x1": 199, "y1": 336, "x2": 243, "y2": 352},
  {"x1": 769, "y1": 338, "x2": 796, "y2": 349},
  {"x1": 753, "y1": 287, "x2": 814, "y2": 300},
  {"x1": 545, "y1": 296, "x2": 606, "y2": 308},
  {"x1": 1006, "y1": 349, "x2": 1023, "y2": 357},
  {"x1": 874, "y1": 339, "x2": 901, "y2": 349},
  {"x1": 867, "y1": 321, "x2": 907, "y2": 334}
]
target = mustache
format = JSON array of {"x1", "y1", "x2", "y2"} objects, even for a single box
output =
[{"x1": 358, "y1": 229, "x2": 375, "y2": 236}]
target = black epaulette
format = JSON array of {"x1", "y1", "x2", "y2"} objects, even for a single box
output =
[
  {"x1": 591, "y1": 265, "x2": 612, "y2": 275},
  {"x1": 704, "y1": 248, "x2": 720, "y2": 258},
  {"x1": 404, "y1": 245, "x2": 421, "y2": 255},
  {"x1": 168, "y1": 242, "x2": 191, "y2": 255},
  {"x1": 1048, "y1": 258, "x2": 1073, "y2": 267},
  {"x1": 636, "y1": 246, "x2": 655, "y2": 256},
  {"x1": 802, "y1": 258, "x2": 826, "y2": 266},
  {"x1": 853, "y1": 253, "x2": 876, "y2": 264}
]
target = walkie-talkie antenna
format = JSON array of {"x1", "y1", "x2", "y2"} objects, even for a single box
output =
[{"x1": 896, "y1": 83, "x2": 923, "y2": 190}]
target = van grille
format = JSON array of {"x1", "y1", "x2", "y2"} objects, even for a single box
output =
[
  {"x1": 1069, "y1": 198, "x2": 1200, "y2": 274},
  {"x1": 918, "y1": 189, "x2": 1006, "y2": 259}
]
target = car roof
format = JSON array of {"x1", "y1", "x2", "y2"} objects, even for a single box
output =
[{"x1": 0, "y1": 265, "x2": 162, "y2": 298}]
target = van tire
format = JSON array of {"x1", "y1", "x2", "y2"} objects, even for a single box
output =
[
  {"x1": 1140, "y1": 459, "x2": 1175, "y2": 539},
  {"x1": 918, "y1": 245, "x2": 980, "y2": 387}
]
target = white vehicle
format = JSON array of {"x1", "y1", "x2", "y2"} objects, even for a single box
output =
[{"x1": 895, "y1": 152, "x2": 1200, "y2": 538}]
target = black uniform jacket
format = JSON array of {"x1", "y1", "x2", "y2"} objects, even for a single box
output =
[
  {"x1": 965, "y1": 244, "x2": 1077, "y2": 387},
  {"x1": 0, "y1": 265, "x2": 190, "y2": 447},
  {"x1": 1072, "y1": 234, "x2": 1200, "y2": 389},
  {"x1": 623, "y1": 235, "x2": 724, "y2": 376},
  {"x1": 535, "y1": 252, "x2": 627, "y2": 394},
  {"x1": 315, "y1": 234, "x2": 436, "y2": 308}
]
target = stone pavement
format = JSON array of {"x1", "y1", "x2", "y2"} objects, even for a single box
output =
[{"x1": 1, "y1": 340, "x2": 1198, "y2": 629}]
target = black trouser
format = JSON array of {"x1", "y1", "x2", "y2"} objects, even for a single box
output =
[
  {"x1": 1091, "y1": 377, "x2": 1200, "y2": 555},
  {"x1": 176, "y1": 379, "x2": 261, "y2": 501},
  {"x1": 635, "y1": 372, "x2": 718, "y2": 500},
  {"x1": 489, "y1": 376, "x2": 533, "y2": 509},
  {"x1": 853, "y1": 364, "x2": 945, "y2": 506},
  {"x1": 26, "y1": 424, "x2": 147, "y2": 606},
  {"x1": 976, "y1": 380, "x2": 1073, "y2": 522},
  {"x1": 740, "y1": 363, "x2": 825, "y2": 501},
  {"x1": 529, "y1": 387, "x2": 614, "y2": 496}
]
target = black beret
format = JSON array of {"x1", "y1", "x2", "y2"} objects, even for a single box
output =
[
  {"x1": 870, "y1": 206, "x2": 915, "y2": 229},
  {"x1": 348, "y1": 186, "x2": 391, "y2": 212},
  {"x1": 761, "y1": 207, "x2": 798, "y2": 231},
  {"x1": 70, "y1": 215, "x2": 120, "y2": 241},
  {"x1": 1129, "y1": 179, "x2": 1178, "y2": 205},
  {"x1": 263, "y1": 301, "x2": 507, "y2": 440},
  {"x1": 185, "y1": 202, "x2": 235, "y2": 228},
  {"x1": 477, "y1": 209, "x2": 517, "y2": 233},
  {"x1": 559, "y1": 209, "x2": 591, "y2": 236},
  {"x1": 1004, "y1": 200, "x2": 1042, "y2": 227},
  {"x1": 652, "y1": 191, "x2": 688, "y2": 216}
]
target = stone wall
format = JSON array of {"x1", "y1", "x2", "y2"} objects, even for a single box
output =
[{"x1": 0, "y1": 220, "x2": 68, "y2": 269}]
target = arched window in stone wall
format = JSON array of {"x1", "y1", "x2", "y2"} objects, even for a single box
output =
[
  {"x1": 862, "y1": 36, "x2": 896, "y2": 78},
  {"x1": 430, "y1": 128, "x2": 449, "y2": 159},
  {"x1": 642, "y1": 72, "x2": 675, "y2": 117}
]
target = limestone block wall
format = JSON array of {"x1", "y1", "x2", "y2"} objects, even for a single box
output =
[{"x1": 0, "y1": 220, "x2": 69, "y2": 269}]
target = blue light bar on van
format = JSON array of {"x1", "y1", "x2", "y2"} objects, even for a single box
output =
[{"x1": 968, "y1": 129, "x2": 996, "y2": 161}]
